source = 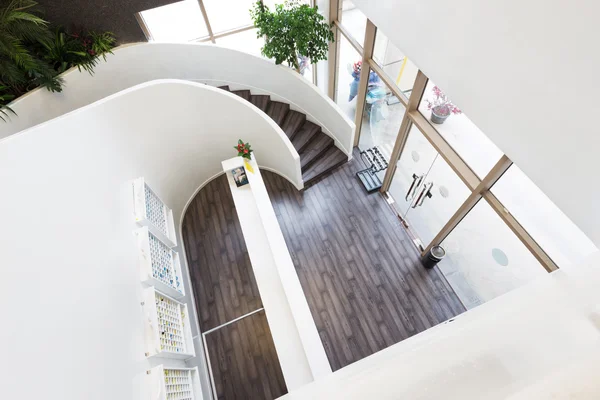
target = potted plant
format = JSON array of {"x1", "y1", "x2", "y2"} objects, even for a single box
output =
[
  {"x1": 250, "y1": 0, "x2": 334, "y2": 74},
  {"x1": 425, "y1": 86, "x2": 461, "y2": 124}
]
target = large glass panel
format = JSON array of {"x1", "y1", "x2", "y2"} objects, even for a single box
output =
[
  {"x1": 492, "y1": 165, "x2": 599, "y2": 269},
  {"x1": 439, "y1": 200, "x2": 547, "y2": 309},
  {"x1": 418, "y1": 80, "x2": 503, "y2": 178},
  {"x1": 339, "y1": 0, "x2": 367, "y2": 44},
  {"x1": 203, "y1": 0, "x2": 255, "y2": 34},
  {"x1": 140, "y1": 0, "x2": 208, "y2": 42},
  {"x1": 357, "y1": 70, "x2": 406, "y2": 165},
  {"x1": 215, "y1": 28, "x2": 265, "y2": 57},
  {"x1": 388, "y1": 125, "x2": 470, "y2": 247},
  {"x1": 334, "y1": 34, "x2": 362, "y2": 121},
  {"x1": 372, "y1": 29, "x2": 418, "y2": 97}
]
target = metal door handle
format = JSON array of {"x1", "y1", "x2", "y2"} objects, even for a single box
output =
[
  {"x1": 417, "y1": 182, "x2": 434, "y2": 207},
  {"x1": 413, "y1": 182, "x2": 433, "y2": 208},
  {"x1": 406, "y1": 173, "x2": 424, "y2": 202}
]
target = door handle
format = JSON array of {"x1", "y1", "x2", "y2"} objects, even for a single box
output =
[
  {"x1": 405, "y1": 173, "x2": 424, "y2": 202},
  {"x1": 413, "y1": 182, "x2": 433, "y2": 208},
  {"x1": 417, "y1": 182, "x2": 434, "y2": 207}
]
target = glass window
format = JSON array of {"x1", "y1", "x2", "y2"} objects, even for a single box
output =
[
  {"x1": 358, "y1": 71, "x2": 405, "y2": 156},
  {"x1": 372, "y1": 29, "x2": 418, "y2": 97},
  {"x1": 203, "y1": 0, "x2": 255, "y2": 34},
  {"x1": 438, "y1": 200, "x2": 547, "y2": 309},
  {"x1": 491, "y1": 165, "x2": 598, "y2": 269},
  {"x1": 334, "y1": 34, "x2": 362, "y2": 121},
  {"x1": 140, "y1": 0, "x2": 208, "y2": 42},
  {"x1": 418, "y1": 80, "x2": 503, "y2": 178},
  {"x1": 215, "y1": 28, "x2": 265, "y2": 57},
  {"x1": 339, "y1": 0, "x2": 367, "y2": 44}
]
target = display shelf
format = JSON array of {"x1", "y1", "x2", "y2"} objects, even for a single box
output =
[
  {"x1": 142, "y1": 287, "x2": 195, "y2": 360},
  {"x1": 133, "y1": 177, "x2": 177, "y2": 248},
  {"x1": 135, "y1": 227, "x2": 185, "y2": 299},
  {"x1": 147, "y1": 365, "x2": 202, "y2": 400}
]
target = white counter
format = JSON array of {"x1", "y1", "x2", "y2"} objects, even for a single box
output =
[{"x1": 221, "y1": 156, "x2": 332, "y2": 392}]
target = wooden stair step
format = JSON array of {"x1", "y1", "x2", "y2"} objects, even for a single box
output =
[
  {"x1": 280, "y1": 110, "x2": 306, "y2": 140},
  {"x1": 250, "y1": 95, "x2": 270, "y2": 113},
  {"x1": 300, "y1": 132, "x2": 334, "y2": 171},
  {"x1": 217, "y1": 85, "x2": 230, "y2": 91},
  {"x1": 291, "y1": 121, "x2": 321, "y2": 153},
  {"x1": 231, "y1": 90, "x2": 251, "y2": 101},
  {"x1": 303, "y1": 146, "x2": 348, "y2": 186},
  {"x1": 266, "y1": 101, "x2": 290, "y2": 126}
]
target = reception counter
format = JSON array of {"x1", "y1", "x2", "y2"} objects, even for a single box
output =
[{"x1": 221, "y1": 156, "x2": 332, "y2": 391}]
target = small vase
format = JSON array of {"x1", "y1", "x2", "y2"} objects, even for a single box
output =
[{"x1": 431, "y1": 106, "x2": 450, "y2": 124}]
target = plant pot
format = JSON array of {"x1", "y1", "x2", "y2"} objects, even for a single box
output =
[{"x1": 431, "y1": 106, "x2": 450, "y2": 124}]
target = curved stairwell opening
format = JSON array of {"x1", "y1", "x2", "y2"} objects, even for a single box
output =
[{"x1": 217, "y1": 85, "x2": 349, "y2": 188}]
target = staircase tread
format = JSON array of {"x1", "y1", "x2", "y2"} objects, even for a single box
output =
[
  {"x1": 280, "y1": 110, "x2": 306, "y2": 139},
  {"x1": 250, "y1": 95, "x2": 270, "y2": 112},
  {"x1": 300, "y1": 132, "x2": 334, "y2": 170},
  {"x1": 303, "y1": 147, "x2": 348, "y2": 184},
  {"x1": 292, "y1": 121, "x2": 321, "y2": 153},
  {"x1": 217, "y1": 85, "x2": 230, "y2": 91},
  {"x1": 266, "y1": 101, "x2": 290, "y2": 126},
  {"x1": 231, "y1": 90, "x2": 251, "y2": 101}
]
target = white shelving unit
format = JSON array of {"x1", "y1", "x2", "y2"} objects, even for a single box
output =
[
  {"x1": 133, "y1": 177, "x2": 177, "y2": 248},
  {"x1": 142, "y1": 287, "x2": 195, "y2": 360},
  {"x1": 135, "y1": 226, "x2": 185, "y2": 299},
  {"x1": 147, "y1": 365, "x2": 203, "y2": 400}
]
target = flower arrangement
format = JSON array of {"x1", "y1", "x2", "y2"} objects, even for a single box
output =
[
  {"x1": 234, "y1": 139, "x2": 253, "y2": 160},
  {"x1": 426, "y1": 86, "x2": 461, "y2": 123}
]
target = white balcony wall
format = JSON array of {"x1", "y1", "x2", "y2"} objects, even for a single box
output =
[
  {"x1": 0, "y1": 43, "x2": 355, "y2": 155},
  {"x1": 0, "y1": 79, "x2": 301, "y2": 400},
  {"x1": 280, "y1": 262, "x2": 600, "y2": 399},
  {"x1": 352, "y1": 0, "x2": 600, "y2": 248}
]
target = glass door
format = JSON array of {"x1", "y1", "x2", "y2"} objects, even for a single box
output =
[{"x1": 388, "y1": 125, "x2": 470, "y2": 249}]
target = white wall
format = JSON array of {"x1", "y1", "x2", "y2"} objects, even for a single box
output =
[
  {"x1": 352, "y1": 0, "x2": 600, "y2": 247},
  {"x1": 0, "y1": 43, "x2": 355, "y2": 155},
  {"x1": 0, "y1": 80, "x2": 301, "y2": 400},
  {"x1": 280, "y1": 261, "x2": 600, "y2": 399}
]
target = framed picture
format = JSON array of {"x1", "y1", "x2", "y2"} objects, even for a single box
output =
[{"x1": 231, "y1": 166, "x2": 249, "y2": 187}]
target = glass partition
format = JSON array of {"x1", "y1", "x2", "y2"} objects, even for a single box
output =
[
  {"x1": 373, "y1": 29, "x2": 418, "y2": 97},
  {"x1": 203, "y1": 0, "x2": 255, "y2": 34},
  {"x1": 438, "y1": 200, "x2": 546, "y2": 309},
  {"x1": 418, "y1": 80, "x2": 503, "y2": 178},
  {"x1": 140, "y1": 0, "x2": 209, "y2": 42},
  {"x1": 357, "y1": 71, "x2": 406, "y2": 162},
  {"x1": 339, "y1": 0, "x2": 367, "y2": 44},
  {"x1": 335, "y1": 34, "x2": 363, "y2": 121},
  {"x1": 491, "y1": 165, "x2": 599, "y2": 269}
]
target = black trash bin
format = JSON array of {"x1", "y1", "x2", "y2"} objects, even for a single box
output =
[{"x1": 421, "y1": 245, "x2": 446, "y2": 269}]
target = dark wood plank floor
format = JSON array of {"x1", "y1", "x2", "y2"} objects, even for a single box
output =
[
  {"x1": 263, "y1": 151, "x2": 465, "y2": 371},
  {"x1": 182, "y1": 148, "x2": 466, "y2": 400},
  {"x1": 206, "y1": 311, "x2": 288, "y2": 400},
  {"x1": 182, "y1": 177, "x2": 262, "y2": 332}
]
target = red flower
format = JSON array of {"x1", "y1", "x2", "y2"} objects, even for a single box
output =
[{"x1": 244, "y1": 149, "x2": 248, "y2": 153}]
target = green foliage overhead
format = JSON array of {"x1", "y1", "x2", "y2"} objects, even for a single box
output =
[
  {"x1": 0, "y1": 0, "x2": 115, "y2": 121},
  {"x1": 250, "y1": 0, "x2": 334, "y2": 71}
]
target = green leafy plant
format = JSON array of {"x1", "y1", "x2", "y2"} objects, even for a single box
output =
[
  {"x1": 43, "y1": 28, "x2": 115, "y2": 74},
  {"x1": 234, "y1": 139, "x2": 253, "y2": 160},
  {"x1": 0, "y1": 0, "x2": 116, "y2": 121},
  {"x1": 250, "y1": 0, "x2": 334, "y2": 72}
]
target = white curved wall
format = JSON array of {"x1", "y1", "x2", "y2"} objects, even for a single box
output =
[
  {"x1": 0, "y1": 43, "x2": 355, "y2": 155},
  {"x1": 0, "y1": 80, "x2": 301, "y2": 400}
]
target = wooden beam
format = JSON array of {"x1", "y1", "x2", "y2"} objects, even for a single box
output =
[
  {"x1": 367, "y1": 59, "x2": 408, "y2": 107},
  {"x1": 422, "y1": 155, "x2": 512, "y2": 255},
  {"x1": 334, "y1": 21, "x2": 364, "y2": 55},
  {"x1": 353, "y1": 20, "x2": 377, "y2": 147},
  {"x1": 408, "y1": 111, "x2": 480, "y2": 191}
]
